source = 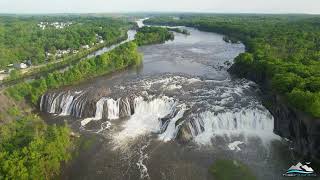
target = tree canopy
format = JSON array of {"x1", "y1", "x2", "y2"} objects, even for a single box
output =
[
  {"x1": 0, "y1": 16, "x2": 132, "y2": 68},
  {"x1": 0, "y1": 114, "x2": 72, "y2": 179},
  {"x1": 134, "y1": 26, "x2": 174, "y2": 46}
]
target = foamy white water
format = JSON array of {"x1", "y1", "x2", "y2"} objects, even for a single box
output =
[
  {"x1": 60, "y1": 94, "x2": 74, "y2": 116},
  {"x1": 81, "y1": 97, "x2": 108, "y2": 126},
  {"x1": 192, "y1": 108, "x2": 279, "y2": 145},
  {"x1": 228, "y1": 141, "x2": 244, "y2": 151},
  {"x1": 136, "y1": 140, "x2": 151, "y2": 179},
  {"x1": 107, "y1": 98, "x2": 120, "y2": 120},
  {"x1": 158, "y1": 104, "x2": 187, "y2": 142},
  {"x1": 114, "y1": 96, "x2": 176, "y2": 143}
]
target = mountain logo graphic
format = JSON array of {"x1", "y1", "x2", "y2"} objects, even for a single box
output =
[{"x1": 283, "y1": 162, "x2": 317, "y2": 177}]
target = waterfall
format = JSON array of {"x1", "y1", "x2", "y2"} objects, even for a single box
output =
[
  {"x1": 60, "y1": 93, "x2": 74, "y2": 116},
  {"x1": 50, "y1": 93, "x2": 62, "y2": 113},
  {"x1": 158, "y1": 104, "x2": 187, "y2": 142},
  {"x1": 183, "y1": 109, "x2": 277, "y2": 144},
  {"x1": 114, "y1": 96, "x2": 178, "y2": 142},
  {"x1": 40, "y1": 90, "x2": 139, "y2": 120},
  {"x1": 40, "y1": 95, "x2": 44, "y2": 111},
  {"x1": 81, "y1": 97, "x2": 108, "y2": 126},
  {"x1": 68, "y1": 92, "x2": 87, "y2": 117},
  {"x1": 119, "y1": 97, "x2": 132, "y2": 117},
  {"x1": 40, "y1": 91, "x2": 91, "y2": 118},
  {"x1": 42, "y1": 91, "x2": 195, "y2": 143},
  {"x1": 107, "y1": 98, "x2": 120, "y2": 120}
]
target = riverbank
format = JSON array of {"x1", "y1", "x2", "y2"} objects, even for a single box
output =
[
  {"x1": 0, "y1": 29, "x2": 130, "y2": 89},
  {"x1": 7, "y1": 41, "x2": 142, "y2": 105},
  {"x1": 144, "y1": 15, "x2": 320, "y2": 162}
]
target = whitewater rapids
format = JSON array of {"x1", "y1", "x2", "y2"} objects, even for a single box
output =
[{"x1": 41, "y1": 74, "x2": 278, "y2": 145}]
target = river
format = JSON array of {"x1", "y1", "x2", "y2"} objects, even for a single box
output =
[{"x1": 39, "y1": 19, "x2": 298, "y2": 180}]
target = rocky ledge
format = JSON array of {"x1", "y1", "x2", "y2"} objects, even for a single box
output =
[{"x1": 229, "y1": 64, "x2": 320, "y2": 162}]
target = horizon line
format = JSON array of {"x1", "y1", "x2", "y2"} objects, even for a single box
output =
[{"x1": 0, "y1": 11, "x2": 319, "y2": 16}]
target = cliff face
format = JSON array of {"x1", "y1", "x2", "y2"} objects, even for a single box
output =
[
  {"x1": 229, "y1": 64, "x2": 320, "y2": 161},
  {"x1": 269, "y1": 94, "x2": 320, "y2": 161}
]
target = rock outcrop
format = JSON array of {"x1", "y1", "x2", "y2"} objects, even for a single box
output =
[{"x1": 229, "y1": 63, "x2": 320, "y2": 161}]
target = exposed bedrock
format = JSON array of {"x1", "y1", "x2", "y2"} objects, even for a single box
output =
[{"x1": 229, "y1": 63, "x2": 320, "y2": 161}]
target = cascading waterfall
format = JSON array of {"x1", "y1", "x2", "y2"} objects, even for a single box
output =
[
  {"x1": 81, "y1": 97, "x2": 109, "y2": 126},
  {"x1": 183, "y1": 108, "x2": 277, "y2": 144},
  {"x1": 41, "y1": 91, "x2": 85, "y2": 116},
  {"x1": 68, "y1": 92, "x2": 87, "y2": 117},
  {"x1": 119, "y1": 97, "x2": 132, "y2": 117},
  {"x1": 107, "y1": 98, "x2": 120, "y2": 120},
  {"x1": 50, "y1": 93, "x2": 61, "y2": 113},
  {"x1": 158, "y1": 104, "x2": 187, "y2": 142},
  {"x1": 59, "y1": 93, "x2": 74, "y2": 116},
  {"x1": 114, "y1": 96, "x2": 184, "y2": 143},
  {"x1": 75, "y1": 94, "x2": 188, "y2": 143},
  {"x1": 41, "y1": 78, "x2": 199, "y2": 143},
  {"x1": 41, "y1": 91, "x2": 139, "y2": 120},
  {"x1": 40, "y1": 85, "x2": 277, "y2": 145}
]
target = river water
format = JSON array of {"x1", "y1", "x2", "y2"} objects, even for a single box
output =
[{"x1": 40, "y1": 20, "x2": 299, "y2": 180}]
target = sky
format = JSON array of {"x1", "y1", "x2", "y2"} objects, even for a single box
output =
[{"x1": 0, "y1": 0, "x2": 319, "y2": 14}]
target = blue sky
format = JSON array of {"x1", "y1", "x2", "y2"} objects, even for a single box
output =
[{"x1": 0, "y1": 0, "x2": 319, "y2": 14}]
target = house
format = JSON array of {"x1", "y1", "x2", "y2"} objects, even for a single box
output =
[{"x1": 14, "y1": 63, "x2": 28, "y2": 69}]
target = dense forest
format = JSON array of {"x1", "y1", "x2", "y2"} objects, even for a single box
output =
[
  {"x1": 0, "y1": 16, "x2": 132, "y2": 68},
  {"x1": 145, "y1": 15, "x2": 320, "y2": 118},
  {"x1": 0, "y1": 114, "x2": 72, "y2": 179},
  {"x1": 134, "y1": 26, "x2": 174, "y2": 46}
]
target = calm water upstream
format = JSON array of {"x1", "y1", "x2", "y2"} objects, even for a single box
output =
[{"x1": 40, "y1": 20, "x2": 301, "y2": 180}]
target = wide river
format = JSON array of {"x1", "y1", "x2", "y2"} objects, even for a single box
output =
[{"x1": 40, "y1": 20, "x2": 297, "y2": 180}]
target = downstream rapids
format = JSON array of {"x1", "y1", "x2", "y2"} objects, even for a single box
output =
[{"x1": 40, "y1": 21, "x2": 291, "y2": 180}]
